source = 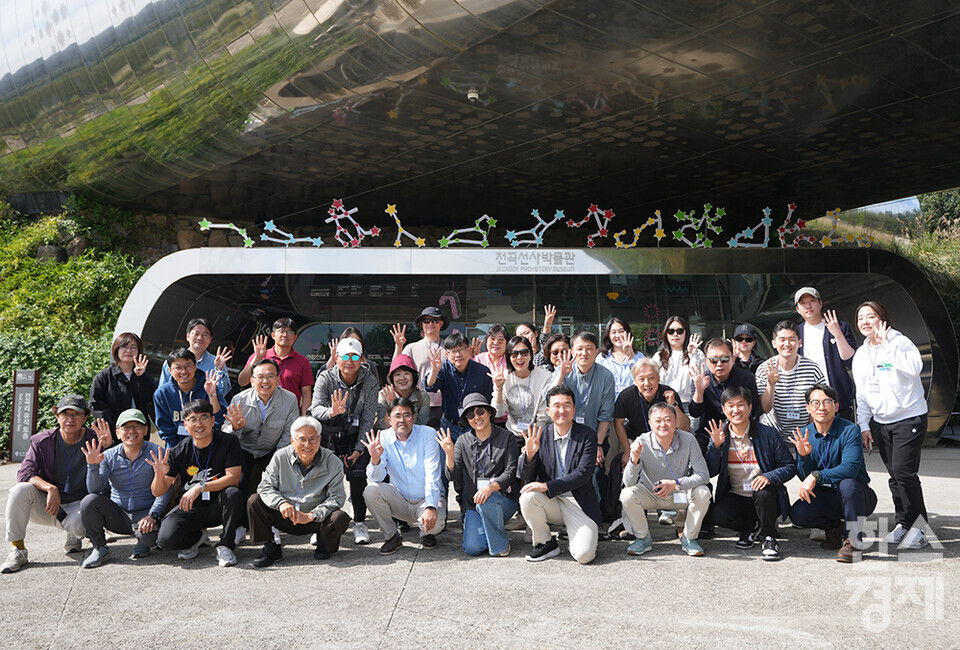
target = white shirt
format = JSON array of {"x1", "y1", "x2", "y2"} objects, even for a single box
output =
[
  {"x1": 852, "y1": 329, "x2": 927, "y2": 429},
  {"x1": 802, "y1": 322, "x2": 829, "y2": 385}
]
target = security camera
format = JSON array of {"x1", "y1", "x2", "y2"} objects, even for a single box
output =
[{"x1": 466, "y1": 88, "x2": 479, "y2": 103}]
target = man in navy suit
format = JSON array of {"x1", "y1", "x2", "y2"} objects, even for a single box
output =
[{"x1": 518, "y1": 385, "x2": 600, "y2": 564}]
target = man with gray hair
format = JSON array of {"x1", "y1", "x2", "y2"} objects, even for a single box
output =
[
  {"x1": 619, "y1": 402, "x2": 711, "y2": 557},
  {"x1": 246, "y1": 416, "x2": 350, "y2": 567}
]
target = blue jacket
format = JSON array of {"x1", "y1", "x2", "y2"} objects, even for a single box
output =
[
  {"x1": 706, "y1": 421, "x2": 796, "y2": 516},
  {"x1": 799, "y1": 320, "x2": 856, "y2": 412},
  {"x1": 518, "y1": 422, "x2": 601, "y2": 524},
  {"x1": 153, "y1": 370, "x2": 225, "y2": 448},
  {"x1": 796, "y1": 417, "x2": 870, "y2": 485}
]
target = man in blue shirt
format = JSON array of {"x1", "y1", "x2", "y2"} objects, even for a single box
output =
[
  {"x1": 425, "y1": 332, "x2": 493, "y2": 441},
  {"x1": 788, "y1": 383, "x2": 877, "y2": 563},
  {"x1": 363, "y1": 398, "x2": 445, "y2": 555}
]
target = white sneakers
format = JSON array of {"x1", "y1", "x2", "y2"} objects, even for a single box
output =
[
  {"x1": 353, "y1": 522, "x2": 370, "y2": 545},
  {"x1": 63, "y1": 534, "x2": 82, "y2": 555},
  {"x1": 216, "y1": 546, "x2": 237, "y2": 567},
  {"x1": 0, "y1": 548, "x2": 28, "y2": 573},
  {"x1": 234, "y1": 526, "x2": 247, "y2": 547},
  {"x1": 900, "y1": 527, "x2": 929, "y2": 550},
  {"x1": 178, "y1": 530, "x2": 210, "y2": 560},
  {"x1": 883, "y1": 523, "x2": 908, "y2": 545}
]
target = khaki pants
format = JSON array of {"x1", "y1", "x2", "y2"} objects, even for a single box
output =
[
  {"x1": 620, "y1": 482, "x2": 710, "y2": 540},
  {"x1": 363, "y1": 482, "x2": 445, "y2": 540},
  {"x1": 519, "y1": 491, "x2": 598, "y2": 564},
  {"x1": 5, "y1": 482, "x2": 84, "y2": 542}
]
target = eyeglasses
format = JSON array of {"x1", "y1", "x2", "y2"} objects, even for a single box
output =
[
  {"x1": 118, "y1": 342, "x2": 138, "y2": 350},
  {"x1": 421, "y1": 318, "x2": 440, "y2": 324},
  {"x1": 808, "y1": 399, "x2": 836, "y2": 407},
  {"x1": 340, "y1": 354, "x2": 361, "y2": 361},
  {"x1": 734, "y1": 336, "x2": 754, "y2": 343},
  {"x1": 170, "y1": 364, "x2": 195, "y2": 373},
  {"x1": 252, "y1": 374, "x2": 278, "y2": 381},
  {"x1": 184, "y1": 414, "x2": 212, "y2": 424},
  {"x1": 293, "y1": 436, "x2": 321, "y2": 445},
  {"x1": 665, "y1": 328, "x2": 685, "y2": 335},
  {"x1": 273, "y1": 329, "x2": 295, "y2": 336},
  {"x1": 706, "y1": 355, "x2": 732, "y2": 364},
  {"x1": 510, "y1": 349, "x2": 531, "y2": 357}
]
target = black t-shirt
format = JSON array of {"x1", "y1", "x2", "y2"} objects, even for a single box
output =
[
  {"x1": 53, "y1": 436, "x2": 88, "y2": 504},
  {"x1": 613, "y1": 383, "x2": 684, "y2": 440},
  {"x1": 736, "y1": 354, "x2": 763, "y2": 375},
  {"x1": 167, "y1": 430, "x2": 244, "y2": 489}
]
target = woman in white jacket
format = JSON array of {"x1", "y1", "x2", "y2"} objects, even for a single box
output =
[{"x1": 852, "y1": 301, "x2": 929, "y2": 549}]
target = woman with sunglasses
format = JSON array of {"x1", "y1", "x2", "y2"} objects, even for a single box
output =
[
  {"x1": 598, "y1": 316, "x2": 645, "y2": 396},
  {"x1": 655, "y1": 316, "x2": 704, "y2": 423},
  {"x1": 491, "y1": 336, "x2": 552, "y2": 440},
  {"x1": 733, "y1": 324, "x2": 763, "y2": 374},
  {"x1": 90, "y1": 332, "x2": 157, "y2": 444},
  {"x1": 852, "y1": 301, "x2": 929, "y2": 549},
  {"x1": 437, "y1": 393, "x2": 518, "y2": 556},
  {"x1": 542, "y1": 332, "x2": 571, "y2": 372}
]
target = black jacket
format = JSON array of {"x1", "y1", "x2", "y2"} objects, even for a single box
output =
[{"x1": 89, "y1": 364, "x2": 157, "y2": 434}]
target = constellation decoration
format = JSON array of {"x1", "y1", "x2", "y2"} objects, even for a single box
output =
[
  {"x1": 671, "y1": 203, "x2": 724, "y2": 248},
  {"x1": 385, "y1": 204, "x2": 426, "y2": 248},
  {"x1": 643, "y1": 325, "x2": 661, "y2": 348},
  {"x1": 566, "y1": 204, "x2": 615, "y2": 248},
  {"x1": 727, "y1": 206, "x2": 775, "y2": 248},
  {"x1": 325, "y1": 199, "x2": 381, "y2": 248},
  {"x1": 505, "y1": 209, "x2": 562, "y2": 247},
  {"x1": 387, "y1": 77, "x2": 426, "y2": 119},
  {"x1": 813, "y1": 208, "x2": 873, "y2": 248},
  {"x1": 197, "y1": 219, "x2": 255, "y2": 247},
  {"x1": 260, "y1": 220, "x2": 323, "y2": 247},
  {"x1": 438, "y1": 215, "x2": 497, "y2": 248},
  {"x1": 776, "y1": 203, "x2": 817, "y2": 248},
  {"x1": 614, "y1": 210, "x2": 665, "y2": 248}
]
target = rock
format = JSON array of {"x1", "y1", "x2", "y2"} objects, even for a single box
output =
[
  {"x1": 36, "y1": 244, "x2": 67, "y2": 263},
  {"x1": 66, "y1": 236, "x2": 89, "y2": 258},
  {"x1": 177, "y1": 228, "x2": 204, "y2": 250},
  {"x1": 207, "y1": 230, "x2": 229, "y2": 247}
]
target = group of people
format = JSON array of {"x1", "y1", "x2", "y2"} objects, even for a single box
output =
[{"x1": 2, "y1": 287, "x2": 932, "y2": 572}]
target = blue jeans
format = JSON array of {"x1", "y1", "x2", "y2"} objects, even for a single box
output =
[
  {"x1": 462, "y1": 492, "x2": 518, "y2": 556},
  {"x1": 790, "y1": 478, "x2": 878, "y2": 540}
]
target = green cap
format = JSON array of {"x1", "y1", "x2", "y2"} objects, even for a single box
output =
[{"x1": 116, "y1": 409, "x2": 147, "y2": 427}]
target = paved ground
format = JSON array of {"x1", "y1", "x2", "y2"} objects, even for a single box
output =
[{"x1": 0, "y1": 450, "x2": 957, "y2": 649}]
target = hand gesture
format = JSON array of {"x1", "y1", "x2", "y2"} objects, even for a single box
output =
[
  {"x1": 330, "y1": 389, "x2": 347, "y2": 417},
  {"x1": 823, "y1": 309, "x2": 843, "y2": 337},
  {"x1": 390, "y1": 323, "x2": 407, "y2": 348},
  {"x1": 328, "y1": 338, "x2": 340, "y2": 359},
  {"x1": 146, "y1": 447, "x2": 170, "y2": 475},
  {"x1": 874, "y1": 320, "x2": 890, "y2": 344},
  {"x1": 654, "y1": 480, "x2": 678, "y2": 498},
  {"x1": 521, "y1": 424, "x2": 541, "y2": 459},
  {"x1": 629, "y1": 438, "x2": 643, "y2": 465},
  {"x1": 687, "y1": 332, "x2": 702, "y2": 354},
  {"x1": 706, "y1": 419, "x2": 725, "y2": 448},
  {"x1": 797, "y1": 474, "x2": 817, "y2": 503},
  {"x1": 750, "y1": 475, "x2": 770, "y2": 491},
  {"x1": 82, "y1": 438, "x2": 104, "y2": 465},
  {"x1": 788, "y1": 427, "x2": 812, "y2": 457},
  {"x1": 489, "y1": 366, "x2": 506, "y2": 391},
  {"x1": 279, "y1": 502, "x2": 296, "y2": 520},
  {"x1": 764, "y1": 359, "x2": 780, "y2": 387},
  {"x1": 520, "y1": 481, "x2": 548, "y2": 494},
  {"x1": 134, "y1": 354, "x2": 149, "y2": 376},
  {"x1": 664, "y1": 390, "x2": 677, "y2": 406},
  {"x1": 474, "y1": 484, "x2": 495, "y2": 505},
  {"x1": 136, "y1": 515, "x2": 157, "y2": 534},
  {"x1": 427, "y1": 347, "x2": 443, "y2": 375},
  {"x1": 435, "y1": 429, "x2": 455, "y2": 456},
  {"x1": 204, "y1": 369, "x2": 222, "y2": 395},
  {"x1": 251, "y1": 334, "x2": 269, "y2": 360},
  {"x1": 180, "y1": 484, "x2": 202, "y2": 512},
  {"x1": 419, "y1": 507, "x2": 437, "y2": 534},
  {"x1": 214, "y1": 346, "x2": 232, "y2": 371},
  {"x1": 226, "y1": 403, "x2": 246, "y2": 430},
  {"x1": 380, "y1": 384, "x2": 397, "y2": 404},
  {"x1": 361, "y1": 430, "x2": 384, "y2": 465},
  {"x1": 557, "y1": 349, "x2": 574, "y2": 377},
  {"x1": 543, "y1": 304, "x2": 557, "y2": 328},
  {"x1": 92, "y1": 417, "x2": 112, "y2": 447},
  {"x1": 689, "y1": 363, "x2": 710, "y2": 393},
  {"x1": 619, "y1": 332, "x2": 635, "y2": 353},
  {"x1": 470, "y1": 336, "x2": 483, "y2": 357}
]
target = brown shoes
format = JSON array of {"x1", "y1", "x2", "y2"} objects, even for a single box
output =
[
  {"x1": 821, "y1": 525, "x2": 843, "y2": 550},
  {"x1": 836, "y1": 538, "x2": 862, "y2": 563}
]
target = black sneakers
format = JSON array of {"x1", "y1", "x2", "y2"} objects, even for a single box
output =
[
  {"x1": 761, "y1": 536, "x2": 781, "y2": 561},
  {"x1": 736, "y1": 532, "x2": 756, "y2": 549},
  {"x1": 380, "y1": 534, "x2": 403, "y2": 555},
  {"x1": 525, "y1": 536, "x2": 561, "y2": 562},
  {"x1": 251, "y1": 540, "x2": 282, "y2": 568}
]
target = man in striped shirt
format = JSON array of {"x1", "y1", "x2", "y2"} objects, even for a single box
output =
[{"x1": 755, "y1": 321, "x2": 824, "y2": 441}]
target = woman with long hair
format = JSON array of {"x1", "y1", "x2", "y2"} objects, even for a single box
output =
[{"x1": 597, "y1": 316, "x2": 645, "y2": 396}]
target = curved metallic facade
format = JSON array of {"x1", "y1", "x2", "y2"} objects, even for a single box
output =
[
  {"x1": 116, "y1": 247, "x2": 957, "y2": 444},
  {"x1": 3, "y1": 1, "x2": 960, "y2": 228}
]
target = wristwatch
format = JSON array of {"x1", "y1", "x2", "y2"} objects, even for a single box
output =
[{"x1": 810, "y1": 470, "x2": 821, "y2": 484}]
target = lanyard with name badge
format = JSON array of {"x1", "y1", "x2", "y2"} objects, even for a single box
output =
[
  {"x1": 729, "y1": 431, "x2": 755, "y2": 493},
  {"x1": 193, "y1": 440, "x2": 215, "y2": 500},
  {"x1": 515, "y1": 375, "x2": 533, "y2": 431},
  {"x1": 60, "y1": 437, "x2": 82, "y2": 494},
  {"x1": 574, "y1": 367, "x2": 593, "y2": 424},
  {"x1": 475, "y1": 439, "x2": 490, "y2": 489}
]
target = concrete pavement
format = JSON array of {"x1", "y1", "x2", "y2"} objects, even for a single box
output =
[{"x1": 0, "y1": 450, "x2": 957, "y2": 648}]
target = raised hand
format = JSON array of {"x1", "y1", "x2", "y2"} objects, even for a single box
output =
[
  {"x1": 543, "y1": 304, "x2": 557, "y2": 329},
  {"x1": 764, "y1": 359, "x2": 780, "y2": 387},
  {"x1": 214, "y1": 346, "x2": 232, "y2": 371},
  {"x1": 664, "y1": 390, "x2": 677, "y2": 406},
  {"x1": 226, "y1": 403, "x2": 246, "y2": 430},
  {"x1": 134, "y1": 354, "x2": 149, "y2": 376},
  {"x1": 361, "y1": 430, "x2": 384, "y2": 465},
  {"x1": 823, "y1": 309, "x2": 843, "y2": 336},
  {"x1": 82, "y1": 438, "x2": 104, "y2": 464},
  {"x1": 146, "y1": 447, "x2": 170, "y2": 476},
  {"x1": 689, "y1": 363, "x2": 710, "y2": 393},
  {"x1": 427, "y1": 347, "x2": 444, "y2": 375},
  {"x1": 390, "y1": 323, "x2": 407, "y2": 349},
  {"x1": 204, "y1": 369, "x2": 222, "y2": 395},
  {"x1": 557, "y1": 349, "x2": 574, "y2": 377},
  {"x1": 706, "y1": 419, "x2": 726, "y2": 448},
  {"x1": 328, "y1": 338, "x2": 341, "y2": 359},
  {"x1": 330, "y1": 389, "x2": 347, "y2": 418},
  {"x1": 380, "y1": 384, "x2": 397, "y2": 404},
  {"x1": 629, "y1": 438, "x2": 643, "y2": 465},
  {"x1": 619, "y1": 332, "x2": 635, "y2": 354},
  {"x1": 470, "y1": 336, "x2": 483, "y2": 357},
  {"x1": 687, "y1": 333, "x2": 702, "y2": 354},
  {"x1": 489, "y1": 366, "x2": 506, "y2": 391},
  {"x1": 788, "y1": 427, "x2": 813, "y2": 457},
  {"x1": 435, "y1": 429, "x2": 455, "y2": 456},
  {"x1": 92, "y1": 417, "x2": 112, "y2": 447},
  {"x1": 521, "y1": 424, "x2": 541, "y2": 459},
  {"x1": 251, "y1": 334, "x2": 269, "y2": 360},
  {"x1": 874, "y1": 320, "x2": 890, "y2": 344}
]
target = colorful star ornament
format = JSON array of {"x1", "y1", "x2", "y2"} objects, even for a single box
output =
[
  {"x1": 776, "y1": 203, "x2": 818, "y2": 248},
  {"x1": 614, "y1": 210, "x2": 665, "y2": 248},
  {"x1": 197, "y1": 219, "x2": 255, "y2": 247},
  {"x1": 813, "y1": 208, "x2": 873, "y2": 248},
  {"x1": 566, "y1": 203, "x2": 615, "y2": 248},
  {"x1": 439, "y1": 214, "x2": 497, "y2": 248},
  {"x1": 728, "y1": 206, "x2": 776, "y2": 248},
  {"x1": 260, "y1": 220, "x2": 324, "y2": 247},
  {"x1": 671, "y1": 203, "x2": 724, "y2": 248},
  {"x1": 386, "y1": 204, "x2": 426, "y2": 248},
  {"x1": 325, "y1": 199, "x2": 380, "y2": 248},
  {"x1": 505, "y1": 209, "x2": 563, "y2": 247}
]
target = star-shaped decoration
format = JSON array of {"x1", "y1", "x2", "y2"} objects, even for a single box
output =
[
  {"x1": 655, "y1": 229, "x2": 665, "y2": 241},
  {"x1": 672, "y1": 229, "x2": 683, "y2": 241},
  {"x1": 487, "y1": 218, "x2": 497, "y2": 228},
  {"x1": 715, "y1": 208, "x2": 726, "y2": 217},
  {"x1": 481, "y1": 240, "x2": 489, "y2": 248},
  {"x1": 646, "y1": 218, "x2": 655, "y2": 226},
  {"x1": 419, "y1": 76, "x2": 428, "y2": 85},
  {"x1": 370, "y1": 226, "x2": 381, "y2": 237},
  {"x1": 243, "y1": 238, "x2": 254, "y2": 248},
  {"x1": 703, "y1": 238, "x2": 713, "y2": 248},
  {"x1": 788, "y1": 203, "x2": 797, "y2": 211},
  {"x1": 587, "y1": 239, "x2": 596, "y2": 248},
  {"x1": 510, "y1": 240, "x2": 520, "y2": 248},
  {"x1": 387, "y1": 109, "x2": 398, "y2": 119},
  {"x1": 393, "y1": 240, "x2": 402, "y2": 248},
  {"x1": 744, "y1": 227, "x2": 754, "y2": 238},
  {"x1": 312, "y1": 238, "x2": 323, "y2": 247},
  {"x1": 439, "y1": 236, "x2": 450, "y2": 248},
  {"x1": 332, "y1": 199, "x2": 344, "y2": 209},
  {"x1": 505, "y1": 230, "x2": 516, "y2": 241},
  {"x1": 797, "y1": 220, "x2": 806, "y2": 229},
  {"x1": 198, "y1": 218, "x2": 211, "y2": 230},
  {"x1": 531, "y1": 209, "x2": 540, "y2": 218},
  {"x1": 821, "y1": 236, "x2": 832, "y2": 247},
  {"x1": 555, "y1": 210, "x2": 565, "y2": 219},
  {"x1": 415, "y1": 237, "x2": 426, "y2": 247},
  {"x1": 263, "y1": 220, "x2": 276, "y2": 231},
  {"x1": 260, "y1": 233, "x2": 269, "y2": 241},
  {"x1": 385, "y1": 204, "x2": 397, "y2": 216},
  {"x1": 598, "y1": 228, "x2": 608, "y2": 237},
  {"x1": 588, "y1": 204, "x2": 599, "y2": 213},
  {"x1": 762, "y1": 217, "x2": 772, "y2": 227},
  {"x1": 350, "y1": 238, "x2": 360, "y2": 247},
  {"x1": 534, "y1": 236, "x2": 543, "y2": 245},
  {"x1": 566, "y1": 220, "x2": 576, "y2": 227},
  {"x1": 727, "y1": 237, "x2": 738, "y2": 247},
  {"x1": 633, "y1": 228, "x2": 642, "y2": 236},
  {"x1": 604, "y1": 209, "x2": 614, "y2": 219}
]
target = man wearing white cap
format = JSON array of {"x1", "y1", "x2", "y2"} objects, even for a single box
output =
[
  {"x1": 311, "y1": 337, "x2": 379, "y2": 544},
  {"x1": 794, "y1": 287, "x2": 857, "y2": 420}
]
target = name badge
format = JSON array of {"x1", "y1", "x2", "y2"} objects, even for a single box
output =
[
  {"x1": 785, "y1": 411, "x2": 803, "y2": 421},
  {"x1": 575, "y1": 416, "x2": 585, "y2": 424},
  {"x1": 516, "y1": 420, "x2": 529, "y2": 431},
  {"x1": 673, "y1": 492, "x2": 688, "y2": 504},
  {"x1": 202, "y1": 491, "x2": 211, "y2": 501},
  {"x1": 477, "y1": 479, "x2": 491, "y2": 490},
  {"x1": 177, "y1": 423, "x2": 188, "y2": 437},
  {"x1": 295, "y1": 503, "x2": 301, "y2": 512},
  {"x1": 350, "y1": 415, "x2": 360, "y2": 427},
  {"x1": 742, "y1": 481, "x2": 754, "y2": 492},
  {"x1": 869, "y1": 381, "x2": 880, "y2": 393}
]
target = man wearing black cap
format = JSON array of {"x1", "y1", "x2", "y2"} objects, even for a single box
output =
[
  {"x1": 391, "y1": 307, "x2": 448, "y2": 429},
  {"x1": 733, "y1": 324, "x2": 763, "y2": 374},
  {"x1": 2, "y1": 395, "x2": 111, "y2": 573}
]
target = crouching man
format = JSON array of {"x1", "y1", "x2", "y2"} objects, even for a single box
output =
[{"x1": 247, "y1": 416, "x2": 350, "y2": 567}]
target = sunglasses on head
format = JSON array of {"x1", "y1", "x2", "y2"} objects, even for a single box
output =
[
  {"x1": 734, "y1": 336, "x2": 754, "y2": 343},
  {"x1": 665, "y1": 327, "x2": 685, "y2": 335},
  {"x1": 340, "y1": 353, "x2": 361, "y2": 361},
  {"x1": 707, "y1": 355, "x2": 732, "y2": 364}
]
